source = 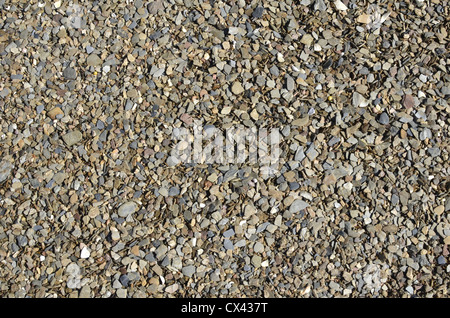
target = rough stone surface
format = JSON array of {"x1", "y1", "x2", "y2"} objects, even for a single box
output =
[{"x1": 0, "y1": 0, "x2": 448, "y2": 300}]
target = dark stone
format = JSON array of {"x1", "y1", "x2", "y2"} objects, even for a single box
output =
[{"x1": 252, "y1": 6, "x2": 264, "y2": 18}]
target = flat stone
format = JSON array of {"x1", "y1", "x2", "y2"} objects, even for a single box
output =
[
  {"x1": 254, "y1": 242, "x2": 264, "y2": 253},
  {"x1": 182, "y1": 265, "x2": 196, "y2": 277},
  {"x1": 223, "y1": 229, "x2": 235, "y2": 238},
  {"x1": 116, "y1": 289, "x2": 127, "y2": 298},
  {"x1": 403, "y1": 94, "x2": 415, "y2": 109},
  {"x1": 378, "y1": 112, "x2": 389, "y2": 125},
  {"x1": 48, "y1": 107, "x2": 64, "y2": 119},
  {"x1": 353, "y1": 92, "x2": 368, "y2": 107},
  {"x1": 86, "y1": 54, "x2": 102, "y2": 67},
  {"x1": 148, "y1": 0, "x2": 164, "y2": 14},
  {"x1": 168, "y1": 186, "x2": 180, "y2": 196},
  {"x1": 314, "y1": 0, "x2": 327, "y2": 11},
  {"x1": 62, "y1": 130, "x2": 83, "y2": 146},
  {"x1": 300, "y1": 34, "x2": 314, "y2": 46},
  {"x1": 231, "y1": 81, "x2": 245, "y2": 95},
  {"x1": 252, "y1": 6, "x2": 264, "y2": 19},
  {"x1": 286, "y1": 75, "x2": 295, "y2": 91},
  {"x1": 224, "y1": 239, "x2": 234, "y2": 250},
  {"x1": 0, "y1": 160, "x2": 14, "y2": 183},
  {"x1": 434, "y1": 205, "x2": 444, "y2": 216},
  {"x1": 79, "y1": 285, "x2": 91, "y2": 298},
  {"x1": 251, "y1": 255, "x2": 262, "y2": 268},
  {"x1": 80, "y1": 246, "x2": 90, "y2": 259},
  {"x1": 290, "y1": 200, "x2": 309, "y2": 213},
  {"x1": 118, "y1": 201, "x2": 137, "y2": 217},
  {"x1": 167, "y1": 156, "x2": 180, "y2": 167},
  {"x1": 63, "y1": 67, "x2": 77, "y2": 80},
  {"x1": 119, "y1": 274, "x2": 130, "y2": 287}
]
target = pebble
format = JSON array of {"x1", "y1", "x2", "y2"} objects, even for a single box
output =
[
  {"x1": 231, "y1": 81, "x2": 245, "y2": 95},
  {"x1": 86, "y1": 54, "x2": 102, "y2": 67},
  {"x1": 378, "y1": 112, "x2": 389, "y2": 125},
  {"x1": 118, "y1": 202, "x2": 137, "y2": 218},
  {"x1": 289, "y1": 200, "x2": 309, "y2": 213},
  {"x1": 0, "y1": 160, "x2": 14, "y2": 183},
  {"x1": 62, "y1": 131, "x2": 83, "y2": 147},
  {"x1": 79, "y1": 285, "x2": 91, "y2": 298},
  {"x1": 252, "y1": 7, "x2": 264, "y2": 19},
  {"x1": 353, "y1": 92, "x2": 368, "y2": 107},
  {"x1": 168, "y1": 186, "x2": 180, "y2": 196},
  {"x1": 80, "y1": 246, "x2": 90, "y2": 259},
  {"x1": 63, "y1": 67, "x2": 77, "y2": 80},
  {"x1": 182, "y1": 265, "x2": 196, "y2": 278}
]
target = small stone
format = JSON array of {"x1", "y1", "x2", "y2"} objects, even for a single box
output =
[
  {"x1": 252, "y1": 7, "x2": 264, "y2": 19},
  {"x1": 428, "y1": 148, "x2": 441, "y2": 158},
  {"x1": 165, "y1": 284, "x2": 179, "y2": 294},
  {"x1": 0, "y1": 88, "x2": 10, "y2": 98},
  {"x1": 80, "y1": 246, "x2": 90, "y2": 259},
  {"x1": 334, "y1": 0, "x2": 347, "y2": 10},
  {"x1": 116, "y1": 289, "x2": 127, "y2": 298},
  {"x1": 0, "y1": 160, "x2": 14, "y2": 183},
  {"x1": 224, "y1": 239, "x2": 234, "y2": 250},
  {"x1": 182, "y1": 265, "x2": 196, "y2": 278},
  {"x1": 323, "y1": 174, "x2": 337, "y2": 185},
  {"x1": 437, "y1": 256, "x2": 446, "y2": 265},
  {"x1": 286, "y1": 75, "x2": 295, "y2": 91},
  {"x1": 251, "y1": 255, "x2": 262, "y2": 268},
  {"x1": 63, "y1": 67, "x2": 77, "y2": 80},
  {"x1": 167, "y1": 156, "x2": 180, "y2": 167},
  {"x1": 231, "y1": 81, "x2": 245, "y2": 95},
  {"x1": 406, "y1": 286, "x2": 414, "y2": 294},
  {"x1": 353, "y1": 92, "x2": 368, "y2": 107},
  {"x1": 17, "y1": 236, "x2": 28, "y2": 247},
  {"x1": 434, "y1": 205, "x2": 444, "y2": 216},
  {"x1": 223, "y1": 229, "x2": 235, "y2": 238},
  {"x1": 378, "y1": 112, "x2": 389, "y2": 125},
  {"x1": 168, "y1": 186, "x2": 180, "y2": 196},
  {"x1": 403, "y1": 94, "x2": 415, "y2": 109},
  {"x1": 290, "y1": 200, "x2": 309, "y2": 213},
  {"x1": 383, "y1": 225, "x2": 398, "y2": 234},
  {"x1": 148, "y1": 0, "x2": 164, "y2": 14},
  {"x1": 111, "y1": 228, "x2": 121, "y2": 241},
  {"x1": 314, "y1": 0, "x2": 327, "y2": 11},
  {"x1": 119, "y1": 274, "x2": 130, "y2": 287},
  {"x1": 300, "y1": 34, "x2": 314, "y2": 46},
  {"x1": 118, "y1": 201, "x2": 137, "y2": 218},
  {"x1": 48, "y1": 107, "x2": 64, "y2": 119},
  {"x1": 254, "y1": 242, "x2": 264, "y2": 253},
  {"x1": 62, "y1": 130, "x2": 83, "y2": 146},
  {"x1": 357, "y1": 14, "x2": 371, "y2": 24},
  {"x1": 79, "y1": 285, "x2": 91, "y2": 298},
  {"x1": 86, "y1": 54, "x2": 102, "y2": 67}
]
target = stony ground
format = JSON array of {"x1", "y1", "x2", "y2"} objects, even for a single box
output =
[{"x1": 0, "y1": 0, "x2": 449, "y2": 298}]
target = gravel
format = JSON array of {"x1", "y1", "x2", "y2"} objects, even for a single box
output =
[{"x1": 0, "y1": 0, "x2": 448, "y2": 299}]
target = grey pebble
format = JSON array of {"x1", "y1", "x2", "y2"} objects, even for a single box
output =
[
  {"x1": 378, "y1": 112, "x2": 389, "y2": 125},
  {"x1": 118, "y1": 201, "x2": 137, "y2": 218},
  {"x1": 290, "y1": 200, "x2": 309, "y2": 213},
  {"x1": 252, "y1": 7, "x2": 264, "y2": 19},
  {"x1": 0, "y1": 160, "x2": 14, "y2": 183},
  {"x1": 63, "y1": 67, "x2": 77, "y2": 80}
]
